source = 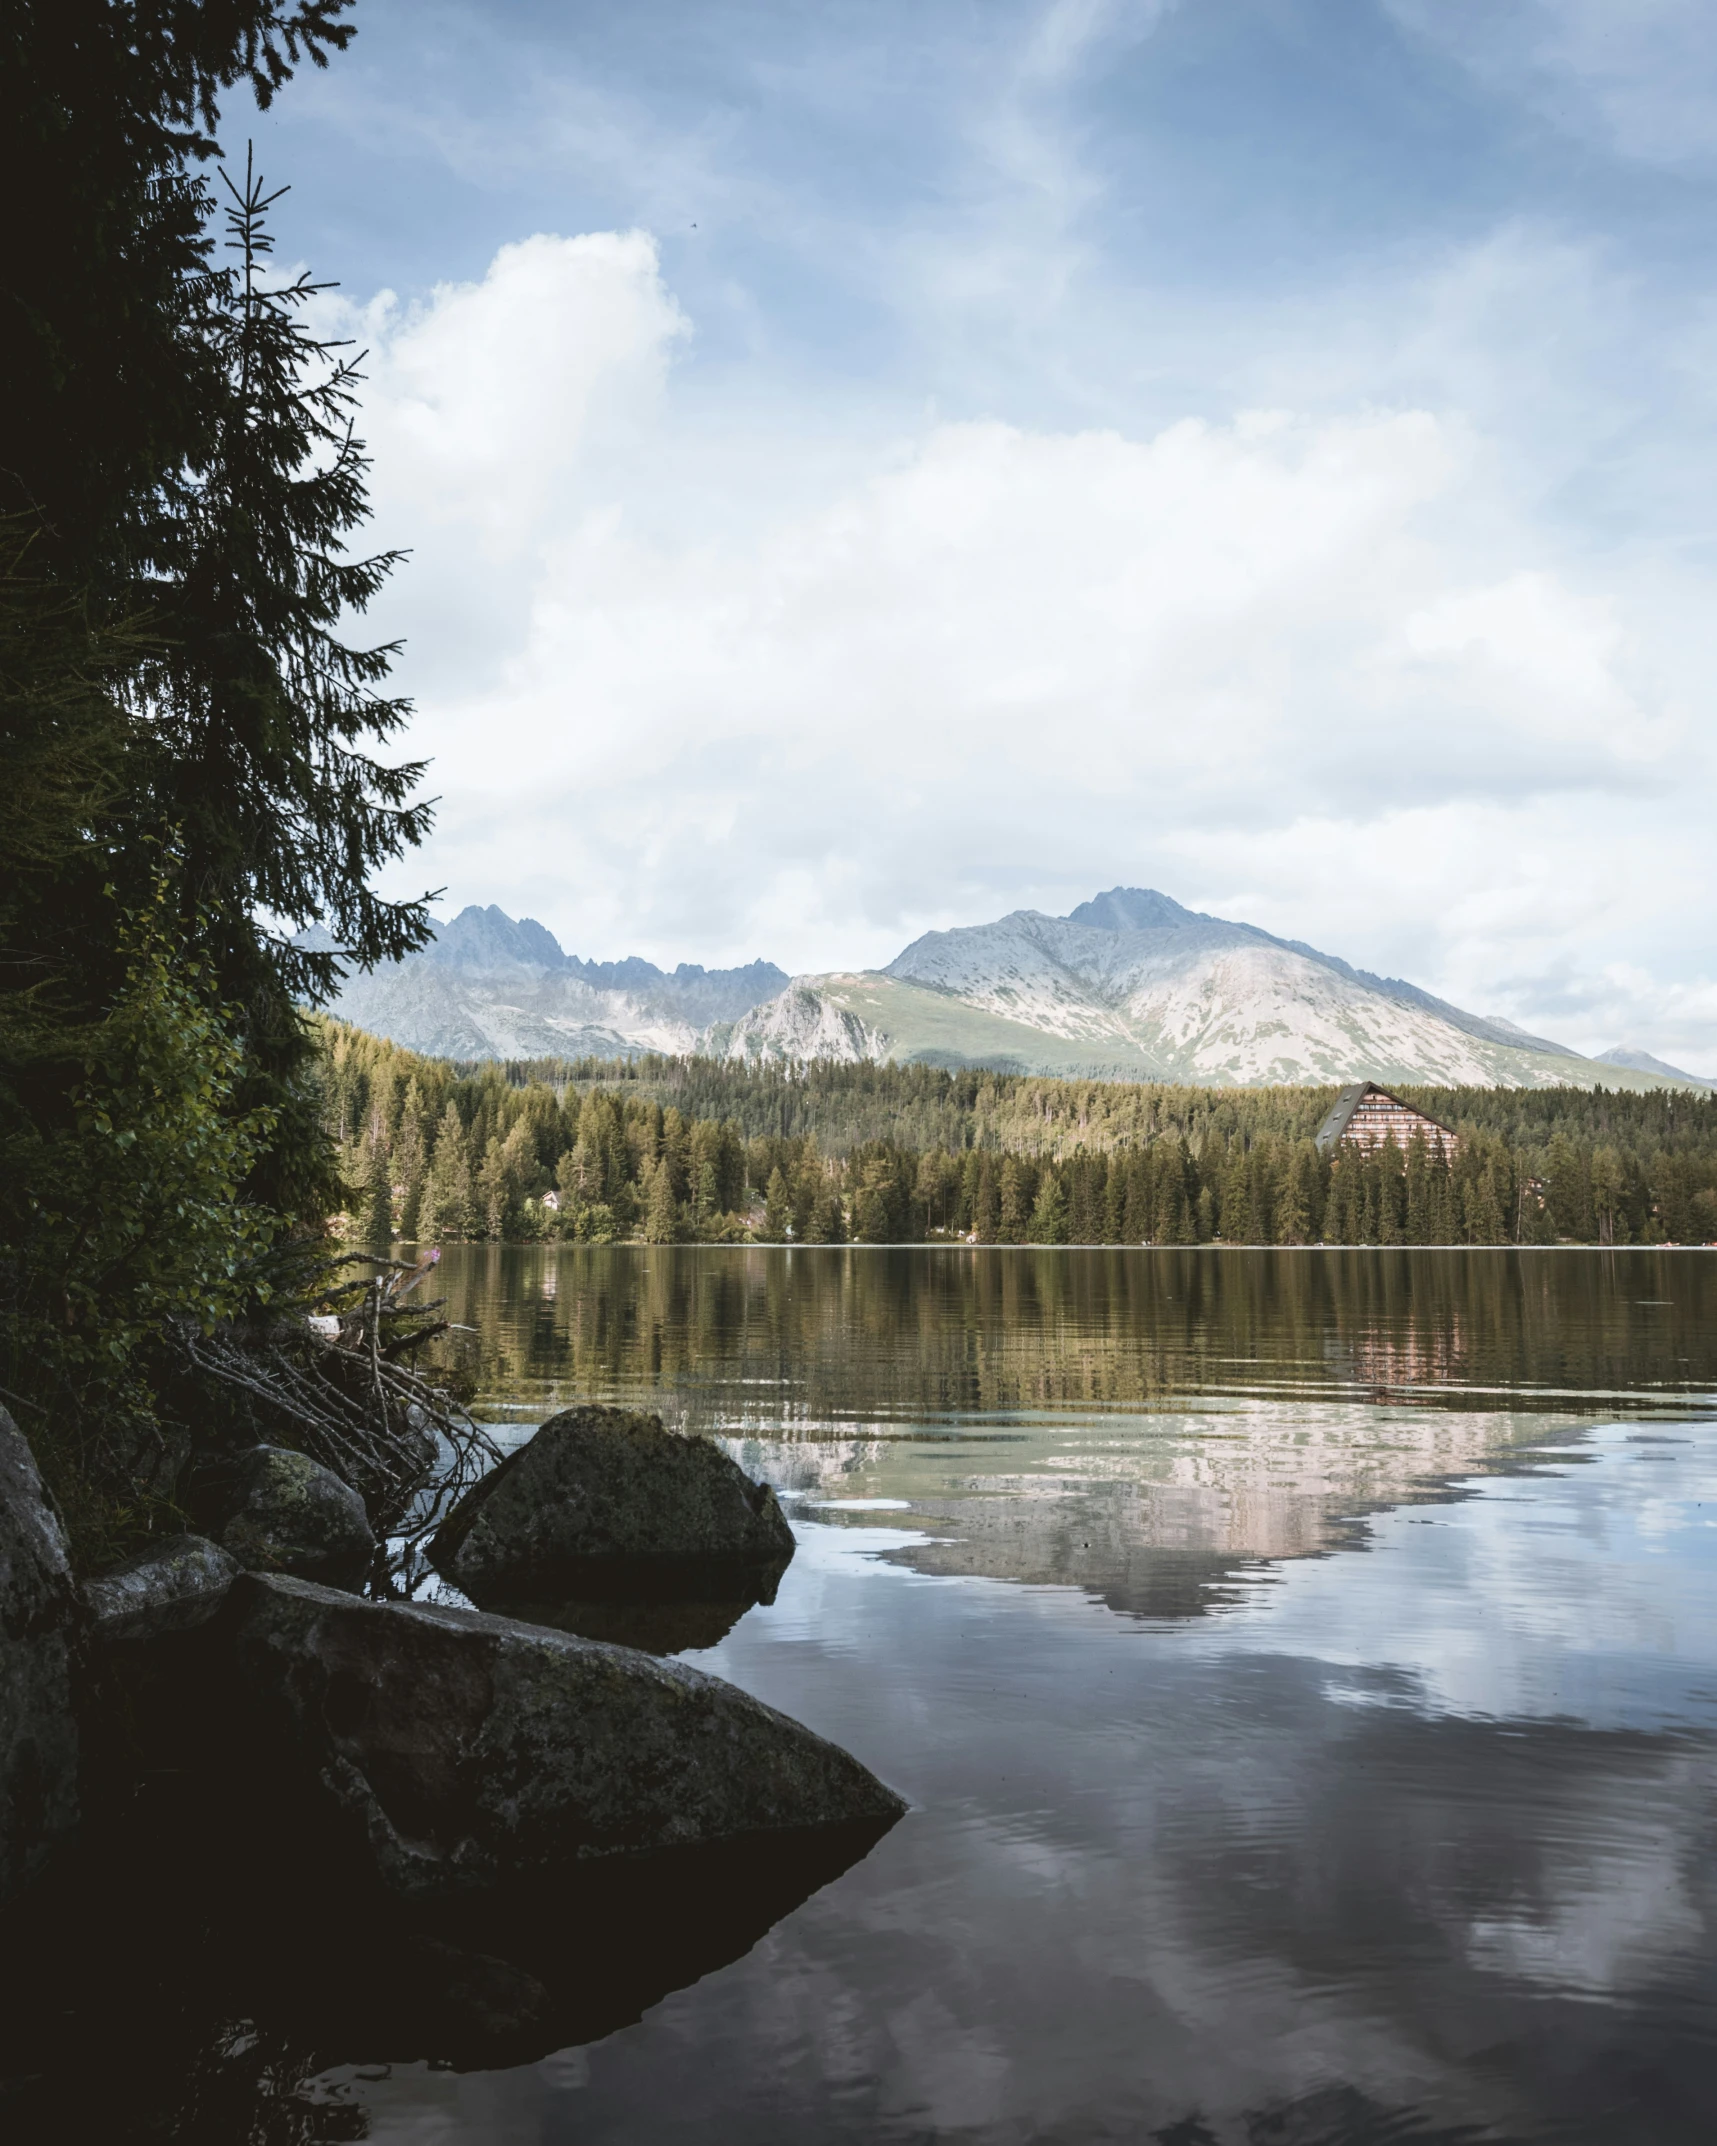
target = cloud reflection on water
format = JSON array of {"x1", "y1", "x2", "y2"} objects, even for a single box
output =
[
  {"x1": 354, "y1": 1430, "x2": 1717, "y2": 2144},
  {"x1": 342, "y1": 1248, "x2": 1717, "y2": 2143}
]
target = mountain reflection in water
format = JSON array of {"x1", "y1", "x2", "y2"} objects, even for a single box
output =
[
  {"x1": 387, "y1": 1247, "x2": 1717, "y2": 2145},
  {"x1": 436, "y1": 1243, "x2": 1717, "y2": 1624},
  {"x1": 26, "y1": 1248, "x2": 1715, "y2": 2144}
]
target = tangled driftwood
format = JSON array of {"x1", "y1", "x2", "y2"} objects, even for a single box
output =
[{"x1": 174, "y1": 1250, "x2": 503, "y2": 1593}]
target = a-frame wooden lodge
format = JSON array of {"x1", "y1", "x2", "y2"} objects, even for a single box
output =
[{"x1": 1314, "y1": 1082, "x2": 1459, "y2": 1160}]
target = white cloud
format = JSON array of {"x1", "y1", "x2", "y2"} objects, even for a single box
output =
[
  {"x1": 345, "y1": 231, "x2": 687, "y2": 544},
  {"x1": 341, "y1": 226, "x2": 1717, "y2": 1063}
]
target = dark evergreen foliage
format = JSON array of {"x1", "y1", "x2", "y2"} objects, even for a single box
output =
[
  {"x1": 319, "y1": 1024, "x2": 1717, "y2": 1248},
  {"x1": 1, "y1": 6, "x2": 434, "y2": 1560},
  {"x1": 2, "y1": 1, "x2": 355, "y2": 590}
]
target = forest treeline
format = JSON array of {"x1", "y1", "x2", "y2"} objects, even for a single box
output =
[{"x1": 321, "y1": 1024, "x2": 1717, "y2": 1247}]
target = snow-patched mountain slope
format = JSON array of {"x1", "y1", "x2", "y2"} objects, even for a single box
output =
[
  {"x1": 711, "y1": 980, "x2": 892, "y2": 1065},
  {"x1": 318, "y1": 889, "x2": 1686, "y2": 1090},
  {"x1": 713, "y1": 971, "x2": 1160, "y2": 1075},
  {"x1": 878, "y1": 904, "x2": 1585, "y2": 1085},
  {"x1": 723, "y1": 890, "x2": 1676, "y2": 1089}
]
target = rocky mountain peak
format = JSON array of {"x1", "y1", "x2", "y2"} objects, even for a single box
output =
[
  {"x1": 1064, "y1": 888, "x2": 1207, "y2": 933},
  {"x1": 425, "y1": 906, "x2": 569, "y2": 975}
]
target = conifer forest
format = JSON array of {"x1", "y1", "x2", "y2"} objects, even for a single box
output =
[{"x1": 321, "y1": 1023, "x2": 1717, "y2": 1249}]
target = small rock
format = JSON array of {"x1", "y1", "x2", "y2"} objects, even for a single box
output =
[
  {"x1": 0, "y1": 1406, "x2": 79, "y2": 1905},
  {"x1": 81, "y1": 1535, "x2": 239, "y2": 1642},
  {"x1": 213, "y1": 1446, "x2": 375, "y2": 1589},
  {"x1": 223, "y1": 1571, "x2": 905, "y2": 1895},
  {"x1": 429, "y1": 1405, "x2": 795, "y2": 1605}
]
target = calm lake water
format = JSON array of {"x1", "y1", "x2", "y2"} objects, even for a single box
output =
[{"x1": 275, "y1": 1243, "x2": 1717, "y2": 2146}]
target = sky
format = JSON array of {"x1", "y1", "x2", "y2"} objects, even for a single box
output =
[{"x1": 241, "y1": 0, "x2": 1717, "y2": 1067}]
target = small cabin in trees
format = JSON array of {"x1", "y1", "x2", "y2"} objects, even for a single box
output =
[{"x1": 1315, "y1": 1083, "x2": 1459, "y2": 1160}]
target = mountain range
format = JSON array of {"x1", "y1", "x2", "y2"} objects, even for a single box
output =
[
  {"x1": 315, "y1": 891, "x2": 1707, "y2": 1091},
  {"x1": 310, "y1": 907, "x2": 787, "y2": 1061}
]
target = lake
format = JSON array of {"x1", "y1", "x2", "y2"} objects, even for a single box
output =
[
  {"x1": 19, "y1": 1245, "x2": 1717, "y2": 2144},
  {"x1": 298, "y1": 1243, "x2": 1717, "y2": 2145}
]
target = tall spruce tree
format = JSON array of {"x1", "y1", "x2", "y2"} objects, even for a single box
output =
[
  {"x1": 0, "y1": 5, "x2": 447, "y2": 1537},
  {"x1": 360, "y1": 1108, "x2": 393, "y2": 1248},
  {"x1": 131, "y1": 159, "x2": 434, "y2": 1212},
  {"x1": 393, "y1": 1084, "x2": 427, "y2": 1241}
]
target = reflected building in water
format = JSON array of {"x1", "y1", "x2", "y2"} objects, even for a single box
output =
[{"x1": 425, "y1": 1244, "x2": 1717, "y2": 1624}]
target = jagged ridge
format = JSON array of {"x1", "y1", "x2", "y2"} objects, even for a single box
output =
[{"x1": 316, "y1": 891, "x2": 1693, "y2": 1090}]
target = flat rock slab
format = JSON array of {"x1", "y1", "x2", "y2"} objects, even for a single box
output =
[
  {"x1": 224, "y1": 1572, "x2": 904, "y2": 1895},
  {"x1": 82, "y1": 1534, "x2": 238, "y2": 1642},
  {"x1": 430, "y1": 1404, "x2": 796, "y2": 1604}
]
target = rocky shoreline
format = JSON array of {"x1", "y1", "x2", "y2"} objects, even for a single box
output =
[{"x1": 0, "y1": 1400, "x2": 904, "y2": 2114}]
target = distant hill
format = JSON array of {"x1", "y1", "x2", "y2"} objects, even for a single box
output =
[
  {"x1": 317, "y1": 889, "x2": 1690, "y2": 1091},
  {"x1": 1595, "y1": 1047, "x2": 1716, "y2": 1091}
]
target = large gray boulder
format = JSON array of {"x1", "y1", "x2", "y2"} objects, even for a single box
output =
[
  {"x1": 223, "y1": 1572, "x2": 904, "y2": 1895},
  {"x1": 0, "y1": 1407, "x2": 79, "y2": 1904},
  {"x1": 429, "y1": 1405, "x2": 795, "y2": 1605},
  {"x1": 209, "y1": 1444, "x2": 375, "y2": 1589},
  {"x1": 82, "y1": 1534, "x2": 238, "y2": 1643}
]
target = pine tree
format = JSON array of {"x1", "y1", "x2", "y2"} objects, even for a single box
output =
[
  {"x1": 1324, "y1": 1153, "x2": 1359, "y2": 1243},
  {"x1": 914, "y1": 1150, "x2": 952, "y2": 1236},
  {"x1": 764, "y1": 1166, "x2": 793, "y2": 1240},
  {"x1": 1219, "y1": 1143, "x2": 1251, "y2": 1242},
  {"x1": 1655, "y1": 1153, "x2": 1697, "y2": 1244},
  {"x1": 1029, "y1": 1171, "x2": 1069, "y2": 1244},
  {"x1": 659, "y1": 1107, "x2": 689, "y2": 1205},
  {"x1": 425, "y1": 1101, "x2": 472, "y2": 1239},
  {"x1": 1123, "y1": 1152, "x2": 1152, "y2": 1241},
  {"x1": 1275, "y1": 1141, "x2": 1312, "y2": 1244},
  {"x1": 643, "y1": 1157, "x2": 680, "y2": 1244},
  {"x1": 361, "y1": 1106, "x2": 392, "y2": 1247},
  {"x1": 811, "y1": 1179, "x2": 847, "y2": 1243},
  {"x1": 128, "y1": 156, "x2": 434, "y2": 1219},
  {"x1": 1426, "y1": 1153, "x2": 1457, "y2": 1245},
  {"x1": 974, "y1": 1157, "x2": 1000, "y2": 1242},
  {"x1": 798, "y1": 1141, "x2": 839, "y2": 1240},
  {"x1": 1104, "y1": 1157, "x2": 1130, "y2": 1242},
  {"x1": 1404, "y1": 1132, "x2": 1432, "y2": 1244},
  {"x1": 1462, "y1": 1161, "x2": 1507, "y2": 1245},
  {"x1": 1062, "y1": 1156, "x2": 1097, "y2": 1244},
  {"x1": 1154, "y1": 1144, "x2": 1195, "y2": 1244},
  {"x1": 1591, "y1": 1145, "x2": 1626, "y2": 1246},
  {"x1": 393, "y1": 1083, "x2": 427, "y2": 1240},
  {"x1": 476, "y1": 1136, "x2": 506, "y2": 1239},
  {"x1": 1516, "y1": 1155, "x2": 1555, "y2": 1243},
  {"x1": 1544, "y1": 1133, "x2": 1594, "y2": 1242},
  {"x1": 1245, "y1": 1139, "x2": 1280, "y2": 1244},
  {"x1": 998, "y1": 1156, "x2": 1030, "y2": 1244},
  {"x1": 852, "y1": 1155, "x2": 908, "y2": 1242},
  {"x1": 687, "y1": 1117, "x2": 726, "y2": 1233}
]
